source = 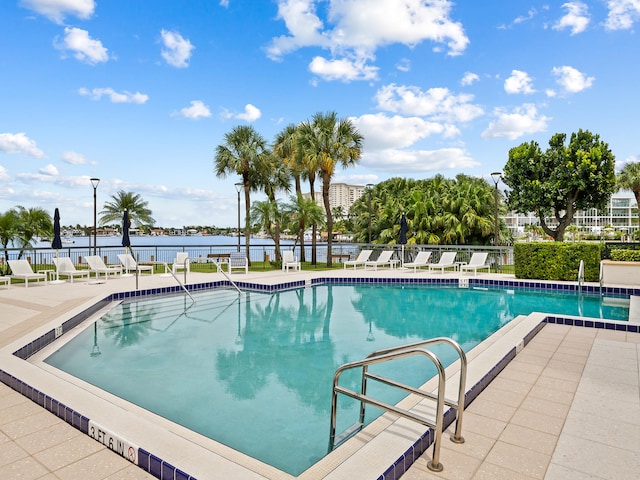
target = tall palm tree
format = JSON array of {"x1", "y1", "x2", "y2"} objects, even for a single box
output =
[
  {"x1": 283, "y1": 195, "x2": 325, "y2": 253},
  {"x1": 298, "y1": 111, "x2": 363, "y2": 266},
  {"x1": 0, "y1": 208, "x2": 20, "y2": 271},
  {"x1": 617, "y1": 162, "x2": 640, "y2": 234},
  {"x1": 99, "y1": 191, "x2": 155, "y2": 228},
  {"x1": 215, "y1": 125, "x2": 268, "y2": 263},
  {"x1": 274, "y1": 124, "x2": 307, "y2": 261},
  {"x1": 253, "y1": 152, "x2": 291, "y2": 262}
]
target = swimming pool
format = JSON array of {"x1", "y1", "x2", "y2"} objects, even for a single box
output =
[{"x1": 41, "y1": 283, "x2": 628, "y2": 475}]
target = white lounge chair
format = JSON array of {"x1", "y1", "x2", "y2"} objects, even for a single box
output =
[
  {"x1": 343, "y1": 249, "x2": 373, "y2": 269},
  {"x1": 428, "y1": 251, "x2": 458, "y2": 273},
  {"x1": 403, "y1": 251, "x2": 432, "y2": 273},
  {"x1": 364, "y1": 250, "x2": 394, "y2": 270},
  {"x1": 172, "y1": 252, "x2": 190, "y2": 274},
  {"x1": 118, "y1": 253, "x2": 154, "y2": 275},
  {"x1": 8, "y1": 259, "x2": 47, "y2": 287},
  {"x1": 228, "y1": 252, "x2": 248, "y2": 274},
  {"x1": 53, "y1": 257, "x2": 90, "y2": 283},
  {"x1": 282, "y1": 250, "x2": 301, "y2": 272},
  {"x1": 460, "y1": 252, "x2": 490, "y2": 276},
  {"x1": 85, "y1": 255, "x2": 122, "y2": 279}
]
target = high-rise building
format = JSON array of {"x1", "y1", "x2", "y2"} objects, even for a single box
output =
[{"x1": 304, "y1": 183, "x2": 367, "y2": 212}]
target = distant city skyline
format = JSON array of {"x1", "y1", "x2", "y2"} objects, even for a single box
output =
[{"x1": 1, "y1": 1, "x2": 639, "y2": 228}]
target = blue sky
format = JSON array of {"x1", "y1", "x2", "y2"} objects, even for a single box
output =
[{"x1": 1, "y1": 1, "x2": 639, "y2": 228}]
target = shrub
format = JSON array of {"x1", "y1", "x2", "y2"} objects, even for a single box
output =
[
  {"x1": 514, "y1": 242, "x2": 600, "y2": 281},
  {"x1": 610, "y1": 249, "x2": 640, "y2": 262}
]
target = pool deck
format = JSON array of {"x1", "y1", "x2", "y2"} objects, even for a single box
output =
[{"x1": 0, "y1": 268, "x2": 638, "y2": 479}]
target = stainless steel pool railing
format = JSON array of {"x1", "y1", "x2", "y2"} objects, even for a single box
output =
[
  {"x1": 214, "y1": 261, "x2": 243, "y2": 295},
  {"x1": 328, "y1": 337, "x2": 467, "y2": 472},
  {"x1": 164, "y1": 262, "x2": 195, "y2": 303}
]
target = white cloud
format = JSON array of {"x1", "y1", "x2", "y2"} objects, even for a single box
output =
[
  {"x1": 553, "y1": 2, "x2": 590, "y2": 35},
  {"x1": 351, "y1": 113, "x2": 456, "y2": 151},
  {"x1": 374, "y1": 84, "x2": 484, "y2": 123},
  {"x1": 79, "y1": 87, "x2": 149, "y2": 104},
  {"x1": 461, "y1": 72, "x2": 479, "y2": 86},
  {"x1": 0, "y1": 132, "x2": 45, "y2": 158},
  {"x1": 39, "y1": 164, "x2": 58, "y2": 176},
  {"x1": 176, "y1": 100, "x2": 212, "y2": 119},
  {"x1": 160, "y1": 30, "x2": 194, "y2": 68},
  {"x1": 61, "y1": 151, "x2": 92, "y2": 165},
  {"x1": 20, "y1": 0, "x2": 95, "y2": 24},
  {"x1": 309, "y1": 55, "x2": 378, "y2": 82},
  {"x1": 362, "y1": 147, "x2": 479, "y2": 173},
  {"x1": 267, "y1": 0, "x2": 469, "y2": 81},
  {"x1": 56, "y1": 27, "x2": 109, "y2": 65},
  {"x1": 0, "y1": 166, "x2": 10, "y2": 181},
  {"x1": 605, "y1": 0, "x2": 640, "y2": 30},
  {"x1": 396, "y1": 58, "x2": 411, "y2": 72},
  {"x1": 504, "y1": 70, "x2": 535, "y2": 94},
  {"x1": 236, "y1": 104, "x2": 262, "y2": 122},
  {"x1": 514, "y1": 8, "x2": 537, "y2": 24},
  {"x1": 219, "y1": 0, "x2": 229, "y2": 6},
  {"x1": 482, "y1": 104, "x2": 550, "y2": 140},
  {"x1": 551, "y1": 65, "x2": 594, "y2": 93}
]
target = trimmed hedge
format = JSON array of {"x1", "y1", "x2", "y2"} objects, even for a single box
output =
[
  {"x1": 610, "y1": 249, "x2": 640, "y2": 262},
  {"x1": 514, "y1": 242, "x2": 601, "y2": 282}
]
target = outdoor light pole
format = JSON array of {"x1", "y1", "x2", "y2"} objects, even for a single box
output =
[
  {"x1": 491, "y1": 172, "x2": 501, "y2": 246},
  {"x1": 90, "y1": 178, "x2": 100, "y2": 255},
  {"x1": 366, "y1": 183, "x2": 374, "y2": 244},
  {"x1": 234, "y1": 182, "x2": 242, "y2": 252}
]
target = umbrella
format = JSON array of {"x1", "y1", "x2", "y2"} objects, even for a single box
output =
[
  {"x1": 121, "y1": 210, "x2": 132, "y2": 276},
  {"x1": 50, "y1": 208, "x2": 65, "y2": 283},
  {"x1": 122, "y1": 210, "x2": 131, "y2": 250},
  {"x1": 399, "y1": 213, "x2": 407, "y2": 266}
]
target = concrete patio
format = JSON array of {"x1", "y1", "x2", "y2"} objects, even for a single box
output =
[{"x1": 0, "y1": 268, "x2": 638, "y2": 479}]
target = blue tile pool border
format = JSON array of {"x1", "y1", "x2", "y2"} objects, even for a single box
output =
[{"x1": 2, "y1": 277, "x2": 639, "y2": 480}]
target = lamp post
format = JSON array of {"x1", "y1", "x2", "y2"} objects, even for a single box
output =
[
  {"x1": 90, "y1": 178, "x2": 100, "y2": 255},
  {"x1": 234, "y1": 182, "x2": 243, "y2": 252},
  {"x1": 366, "y1": 183, "x2": 374, "y2": 244},
  {"x1": 491, "y1": 172, "x2": 501, "y2": 246}
]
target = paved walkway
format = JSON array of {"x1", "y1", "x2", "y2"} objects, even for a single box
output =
[
  {"x1": 402, "y1": 323, "x2": 640, "y2": 480},
  {"x1": 0, "y1": 271, "x2": 638, "y2": 479}
]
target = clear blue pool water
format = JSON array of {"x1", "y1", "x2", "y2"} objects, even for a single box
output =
[{"x1": 44, "y1": 284, "x2": 627, "y2": 475}]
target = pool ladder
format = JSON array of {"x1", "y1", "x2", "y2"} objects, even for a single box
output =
[{"x1": 328, "y1": 337, "x2": 467, "y2": 472}]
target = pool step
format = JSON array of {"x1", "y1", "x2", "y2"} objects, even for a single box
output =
[
  {"x1": 333, "y1": 422, "x2": 364, "y2": 448},
  {"x1": 630, "y1": 296, "x2": 640, "y2": 323}
]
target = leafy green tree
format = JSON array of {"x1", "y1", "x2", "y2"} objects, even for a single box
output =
[
  {"x1": 0, "y1": 209, "x2": 20, "y2": 271},
  {"x1": 503, "y1": 129, "x2": 616, "y2": 241},
  {"x1": 99, "y1": 191, "x2": 155, "y2": 227},
  {"x1": 298, "y1": 111, "x2": 363, "y2": 266},
  {"x1": 14, "y1": 206, "x2": 53, "y2": 259},
  {"x1": 215, "y1": 125, "x2": 268, "y2": 262},
  {"x1": 283, "y1": 195, "x2": 325, "y2": 250},
  {"x1": 617, "y1": 161, "x2": 640, "y2": 232}
]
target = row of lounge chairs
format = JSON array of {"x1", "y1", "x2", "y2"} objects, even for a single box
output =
[{"x1": 343, "y1": 250, "x2": 491, "y2": 275}]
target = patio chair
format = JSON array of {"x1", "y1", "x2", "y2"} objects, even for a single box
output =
[
  {"x1": 228, "y1": 252, "x2": 248, "y2": 274},
  {"x1": 172, "y1": 252, "x2": 190, "y2": 274},
  {"x1": 282, "y1": 250, "x2": 300, "y2": 272},
  {"x1": 403, "y1": 251, "x2": 432, "y2": 273},
  {"x1": 8, "y1": 259, "x2": 47, "y2": 287},
  {"x1": 427, "y1": 251, "x2": 458, "y2": 273},
  {"x1": 343, "y1": 249, "x2": 373, "y2": 270},
  {"x1": 364, "y1": 250, "x2": 394, "y2": 271},
  {"x1": 459, "y1": 252, "x2": 490, "y2": 276},
  {"x1": 53, "y1": 257, "x2": 90, "y2": 283},
  {"x1": 85, "y1": 255, "x2": 122, "y2": 279},
  {"x1": 118, "y1": 253, "x2": 154, "y2": 275}
]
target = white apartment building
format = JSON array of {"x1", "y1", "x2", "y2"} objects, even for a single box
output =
[
  {"x1": 305, "y1": 183, "x2": 366, "y2": 212},
  {"x1": 503, "y1": 191, "x2": 639, "y2": 238}
]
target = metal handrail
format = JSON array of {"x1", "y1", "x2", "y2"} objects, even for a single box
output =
[
  {"x1": 163, "y1": 262, "x2": 195, "y2": 303},
  {"x1": 214, "y1": 261, "x2": 243, "y2": 295},
  {"x1": 365, "y1": 337, "x2": 467, "y2": 444},
  {"x1": 328, "y1": 337, "x2": 467, "y2": 472}
]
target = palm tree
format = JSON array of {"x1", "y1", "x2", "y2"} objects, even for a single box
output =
[
  {"x1": 99, "y1": 191, "x2": 155, "y2": 228},
  {"x1": 617, "y1": 162, "x2": 640, "y2": 233},
  {"x1": 283, "y1": 195, "x2": 325, "y2": 253},
  {"x1": 253, "y1": 152, "x2": 291, "y2": 262},
  {"x1": 215, "y1": 125, "x2": 268, "y2": 263},
  {"x1": 14, "y1": 206, "x2": 53, "y2": 258},
  {"x1": 0, "y1": 209, "x2": 20, "y2": 272},
  {"x1": 274, "y1": 124, "x2": 307, "y2": 261},
  {"x1": 298, "y1": 111, "x2": 363, "y2": 266}
]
